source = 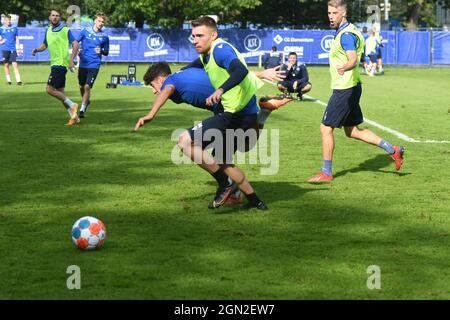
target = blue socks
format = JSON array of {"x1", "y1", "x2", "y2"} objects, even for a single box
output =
[
  {"x1": 322, "y1": 160, "x2": 333, "y2": 176},
  {"x1": 378, "y1": 139, "x2": 395, "y2": 154}
]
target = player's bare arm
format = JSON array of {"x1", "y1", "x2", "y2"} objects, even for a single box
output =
[
  {"x1": 254, "y1": 65, "x2": 285, "y2": 82},
  {"x1": 336, "y1": 50, "x2": 357, "y2": 75},
  {"x1": 134, "y1": 85, "x2": 175, "y2": 131},
  {"x1": 32, "y1": 43, "x2": 47, "y2": 55},
  {"x1": 70, "y1": 40, "x2": 80, "y2": 70}
]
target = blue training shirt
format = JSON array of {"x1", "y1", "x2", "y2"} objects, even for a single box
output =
[
  {"x1": 337, "y1": 22, "x2": 358, "y2": 52},
  {"x1": 76, "y1": 27, "x2": 109, "y2": 69},
  {"x1": 203, "y1": 42, "x2": 259, "y2": 115},
  {"x1": 0, "y1": 25, "x2": 18, "y2": 51},
  {"x1": 161, "y1": 68, "x2": 218, "y2": 111}
]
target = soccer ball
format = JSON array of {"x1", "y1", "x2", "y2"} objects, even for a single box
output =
[{"x1": 71, "y1": 216, "x2": 106, "y2": 250}]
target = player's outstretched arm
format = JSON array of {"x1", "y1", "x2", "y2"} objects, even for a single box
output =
[
  {"x1": 134, "y1": 85, "x2": 175, "y2": 131},
  {"x1": 254, "y1": 65, "x2": 285, "y2": 82},
  {"x1": 32, "y1": 43, "x2": 47, "y2": 56}
]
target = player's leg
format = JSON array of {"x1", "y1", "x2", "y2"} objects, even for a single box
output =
[
  {"x1": 177, "y1": 113, "x2": 237, "y2": 208},
  {"x1": 342, "y1": 85, "x2": 404, "y2": 170},
  {"x1": 301, "y1": 82, "x2": 312, "y2": 94},
  {"x1": 46, "y1": 68, "x2": 79, "y2": 124},
  {"x1": 226, "y1": 113, "x2": 268, "y2": 210},
  {"x1": 78, "y1": 68, "x2": 87, "y2": 117},
  {"x1": 3, "y1": 51, "x2": 11, "y2": 84},
  {"x1": 277, "y1": 82, "x2": 287, "y2": 93},
  {"x1": 307, "y1": 88, "x2": 352, "y2": 182},
  {"x1": 12, "y1": 61, "x2": 21, "y2": 85},
  {"x1": 79, "y1": 69, "x2": 98, "y2": 117},
  {"x1": 10, "y1": 50, "x2": 21, "y2": 85}
]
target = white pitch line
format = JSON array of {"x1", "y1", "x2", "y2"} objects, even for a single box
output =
[{"x1": 263, "y1": 79, "x2": 450, "y2": 144}]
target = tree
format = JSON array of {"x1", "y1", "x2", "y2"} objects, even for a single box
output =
[
  {"x1": 405, "y1": 0, "x2": 450, "y2": 30},
  {"x1": 83, "y1": 0, "x2": 261, "y2": 28}
]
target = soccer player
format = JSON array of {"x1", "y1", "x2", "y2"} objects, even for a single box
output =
[
  {"x1": 32, "y1": 9, "x2": 80, "y2": 126},
  {"x1": 360, "y1": 26, "x2": 369, "y2": 72},
  {"x1": 364, "y1": 31, "x2": 378, "y2": 77},
  {"x1": 177, "y1": 17, "x2": 271, "y2": 210},
  {"x1": 374, "y1": 27, "x2": 384, "y2": 74},
  {"x1": 134, "y1": 62, "x2": 287, "y2": 131},
  {"x1": 72, "y1": 12, "x2": 109, "y2": 118},
  {"x1": 0, "y1": 14, "x2": 22, "y2": 85},
  {"x1": 307, "y1": 0, "x2": 404, "y2": 182},
  {"x1": 277, "y1": 52, "x2": 312, "y2": 100},
  {"x1": 134, "y1": 62, "x2": 287, "y2": 206}
]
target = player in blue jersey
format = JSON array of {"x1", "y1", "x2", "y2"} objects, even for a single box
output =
[
  {"x1": 134, "y1": 62, "x2": 286, "y2": 131},
  {"x1": 0, "y1": 14, "x2": 22, "y2": 85},
  {"x1": 72, "y1": 12, "x2": 109, "y2": 118}
]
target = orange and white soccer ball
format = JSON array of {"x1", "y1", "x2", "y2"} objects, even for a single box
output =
[{"x1": 71, "y1": 216, "x2": 106, "y2": 250}]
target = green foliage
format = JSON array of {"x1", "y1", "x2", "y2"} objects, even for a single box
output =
[{"x1": 1, "y1": 0, "x2": 448, "y2": 28}]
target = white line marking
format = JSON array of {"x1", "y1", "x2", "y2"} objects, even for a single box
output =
[{"x1": 262, "y1": 79, "x2": 450, "y2": 144}]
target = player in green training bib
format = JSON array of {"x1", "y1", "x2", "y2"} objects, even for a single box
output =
[
  {"x1": 307, "y1": 0, "x2": 405, "y2": 182},
  {"x1": 32, "y1": 8, "x2": 80, "y2": 126},
  {"x1": 176, "y1": 16, "x2": 270, "y2": 210}
]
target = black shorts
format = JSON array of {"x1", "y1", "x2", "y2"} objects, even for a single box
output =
[
  {"x1": 187, "y1": 111, "x2": 258, "y2": 164},
  {"x1": 322, "y1": 84, "x2": 363, "y2": 129},
  {"x1": 278, "y1": 80, "x2": 311, "y2": 92},
  {"x1": 2, "y1": 50, "x2": 17, "y2": 63},
  {"x1": 78, "y1": 68, "x2": 99, "y2": 88},
  {"x1": 377, "y1": 48, "x2": 382, "y2": 59},
  {"x1": 47, "y1": 67, "x2": 67, "y2": 89},
  {"x1": 368, "y1": 54, "x2": 378, "y2": 63}
]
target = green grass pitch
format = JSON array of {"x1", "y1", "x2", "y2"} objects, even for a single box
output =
[{"x1": 0, "y1": 63, "x2": 449, "y2": 299}]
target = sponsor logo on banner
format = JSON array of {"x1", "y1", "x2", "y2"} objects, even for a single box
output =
[
  {"x1": 244, "y1": 34, "x2": 261, "y2": 52},
  {"x1": 273, "y1": 34, "x2": 283, "y2": 45},
  {"x1": 283, "y1": 46, "x2": 304, "y2": 56},
  {"x1": 109, "y1": 44, "x2": 121, "y2": 56},
  {"x1": 283, "y1": 37, "x2": 314, "y2": 43},
  {"x1": 109, "y1": 36, "x2": 130, "y2": 41},
  {"x1": 145, "y1": 33, "x2": 168, "y2": 57},
  {"x1": 319, "y1": 34, "x2": 334, "y2": 59},
  {"x1": 321, "y1": 35, "x2": 334, "y2": 52},
  {"x1": 19, "y1": 36, "x2": 34, "y2": 40}
]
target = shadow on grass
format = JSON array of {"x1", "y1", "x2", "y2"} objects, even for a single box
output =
[{"x1": 333, "y1": 154, "x2": 411, "y2": 179}]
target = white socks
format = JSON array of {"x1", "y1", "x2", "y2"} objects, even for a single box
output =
[{"x1": 64, "y1": 98, "x2": 75, "y2": 108}]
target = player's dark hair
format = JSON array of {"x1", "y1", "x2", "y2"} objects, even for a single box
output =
[
  {"x1": 143, "y1": 62, "x2": 172, "y2": 86},
  {"x1": 50, "y1": 8, "x2": 63, "y2": 16},
  {"x1": 191, "y1": 16, "x2": 217, "y2": 31},
  {"x1": 288, "y1": 52, "x2": 297, "y2": 57},
  {"x1": 4, "y1": 14, "x2": 11, "y2": 19},
  {"x1": 271, "y1": 46, "x2": 277, "y2": 51}
]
